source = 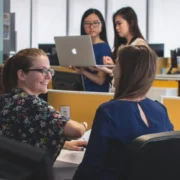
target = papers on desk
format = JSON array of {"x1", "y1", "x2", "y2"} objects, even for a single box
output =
[
  {"x1": 80, "y1": 129, "x2": 91, "y2": 142},
  {"x1": 56, "y1": 130, "x2": 91, "y2": 165},
  {"x1": 56, "y1": 149, "x2": 85, "y2": 165}
]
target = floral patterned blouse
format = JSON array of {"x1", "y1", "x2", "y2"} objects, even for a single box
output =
[{"x1": 0, "y1": 88, "x2": 69, "y2": 162}]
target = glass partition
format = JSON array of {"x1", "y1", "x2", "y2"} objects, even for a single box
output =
[
  {"x1": 149, "y1": 0, "x2": 180, "y2": 57},
  {"x1": 2, "y1": 0, "x2": 180, "y2": 62},
  {"x1": 32, "y1": 0, "x2": 67, "y2": 48},
  {"x1": 10, "y1": 0, "x2": 31, "y2": 52}
]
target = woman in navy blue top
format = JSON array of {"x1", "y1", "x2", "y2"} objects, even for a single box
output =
[
  {"x1": 73, "y1": 9, "x2": 112, "y2": 92},
  {"x1": 73, "y1": 45, "x2": 174, "y2": 180}
]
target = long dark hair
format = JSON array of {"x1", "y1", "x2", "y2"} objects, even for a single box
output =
[
  {"x1": 114, "y1": 45, "x2": 157, "y2": 100},
  {"x1": 1, "y1": 48, "x2": 47, "y2": 93},
  {"x1": 113, "y1": 7, "x2": 145, "y2": 60},
  {"x1": 80, "y1": 8, "x2": 108, "y2": 43}
]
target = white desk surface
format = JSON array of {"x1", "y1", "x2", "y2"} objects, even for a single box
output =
[
  {"x1": 155, "y1": 74, "x2": 180, "y2": 81},
  {"x1": 53, "y1": 130, "x2": 90, "y2": 168},
  {"x1": 53, "y1": 149, "x2": 85, "y2": 168},
  {"x1": 48, "y1": 89, "x2": 114, "y2": 95}
]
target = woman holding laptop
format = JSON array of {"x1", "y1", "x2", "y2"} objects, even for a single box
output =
[{"x1": 72, "y1": 8, "x2": 112, "y2": 92}]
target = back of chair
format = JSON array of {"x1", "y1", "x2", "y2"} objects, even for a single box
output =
[
  {"x1": 0, "y1": 136, "x2": 54, "y2": 180},
  {"x1": 123, "y1": 131, "x2": 180, "y2": 180},
  {"x1": 0, "y1": 67, "x2": 3, "y2": 93}
]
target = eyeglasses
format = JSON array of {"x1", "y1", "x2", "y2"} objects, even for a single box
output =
[
  {"x1": 25, "y1": 68, "x2": 55, "y2": 76},
  {"x1": 83, "y1": 21, "x2": 101, "y2": 28}
]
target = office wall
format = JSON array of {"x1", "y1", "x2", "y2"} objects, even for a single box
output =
[
  {"x1": 10, "y1": 0, "x2": 30, "y2": 51},
  {"x1": 149, "y1": 0, "x2": 180, "y2": 57},
  {"x1": 8, "y1": 0, "x2": 180, "y2": 57},
  {"x1": 10, "y1": 0, "x2": 147, "y2": 51},
  {"x1": 32, "y1": 0, "x2": 66, "y2": 48}
]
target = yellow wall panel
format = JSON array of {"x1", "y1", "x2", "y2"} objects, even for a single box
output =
[
  {"x1": 162, "y1": 98, "x2": 180, "y2": 130},
  {"x1": 152, "y1": 80, "x2": 178, "y2": 88},
  {"x1": 48, "y1": 91, "x2": 113, "y2": 129}
]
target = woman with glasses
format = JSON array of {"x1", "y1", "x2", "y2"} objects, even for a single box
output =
[
  {"x1": 72, "y1": 8, "x2": 112, "y2": 92},
  {"x1": 0, "y1": 48, "x2": 88, "y2": 163}
]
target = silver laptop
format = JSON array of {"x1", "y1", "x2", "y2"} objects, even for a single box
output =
[{"x1": 54, "y1": 35, "x2": 114, "y2": 67}]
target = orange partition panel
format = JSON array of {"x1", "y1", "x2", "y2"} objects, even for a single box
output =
[
  {"x1": 162, "y1": 98, "x2": 180, "y2": 130},
  {"x1": 48, "y1": 91, "x2": 113, "y2": 130},
  {"x1": 152, "y1": 80, "x2": 178, "y2": 88}
]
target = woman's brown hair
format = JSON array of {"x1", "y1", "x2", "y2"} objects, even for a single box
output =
[
  {"x1": 112, "y1": 7, "x2": 145, "y2": 61},
  {"x1": 1, "y1": 48, "x2": 47, "y2": 93},
  {"x1": 114, "y1": 45, "x2": 157, "y2": 99}
]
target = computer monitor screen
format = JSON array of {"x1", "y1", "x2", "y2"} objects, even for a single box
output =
[
  {"x1": 148, "y1": 43, "x2": 164, "y2": 57},
  {"x1": 170, "y1": 49, "x2": 177, "y2": 68},
  {"x1": 0, "y1": 136, "x2": 54, "y2": 180},
  {"x1": 52, "y1": 71, "x2": 85, "y2": 91},
  {"x1": 38, "y1": 44, "x2": 59, "y2": 66}
]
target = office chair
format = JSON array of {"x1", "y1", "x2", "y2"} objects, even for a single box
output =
[
  {"x1": 0, "y1": 67, "x2": 3, "y2": 93},
  {"x1": 0, "y1": 136, "x2": 54, "y2": 180},
  {"x1": 122, "y1": 131, "x2": 180, "y2": 180}
]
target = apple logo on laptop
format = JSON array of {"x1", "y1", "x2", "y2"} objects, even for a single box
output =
[{"x1": 71, "y1": 48, "x2": 77, "y2": 55}]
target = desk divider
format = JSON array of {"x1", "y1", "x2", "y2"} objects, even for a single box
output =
[
  {"x1": 161, "y1": 96, "x2": 180, "y2": 130},
  {"x1": 48, "y1": 90, "x2": 113, "y2": 130}
]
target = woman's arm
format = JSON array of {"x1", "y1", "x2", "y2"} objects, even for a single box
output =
[
  {"x1": 63, "y1": 140, "x2": 88, "y2": 151},
  {"x1": 95, "y1": 66, "x2": 113, "y2": 76},
  {"x1": 71, "y1": 67, "x2": 107, "y2": 86},
  {"x1": 63, "y1": 120, "x2": 87, "y2": 138},
  {"x1": 73, "y1": 107, "x2": 113, "y2": 180},
  {"x1": 82, "y1": 70, "x2": 107, "y2": 85}
]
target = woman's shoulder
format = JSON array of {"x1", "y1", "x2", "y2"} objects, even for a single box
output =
[
  {"x1": 131, "y1": 38, "x2": 147, "y2": 46},
  {"x1": 93, "y1": 42, "x2": 110, "y2": 48},
  {"x1": 11, "y1": 88, "x2": 49, "y2": 107},
  {"x1": 93, "y1": 42, "x2": 112, "y2": 56},
  {"x1": 148, "y1": 98, "x2": 168, "y2": 110},
  {"x1": 98, "y1": 99, "x2": 133, "y2": 112},
  {"x1": 99, "y1": 98, "x2": 165, "y2": 110}
]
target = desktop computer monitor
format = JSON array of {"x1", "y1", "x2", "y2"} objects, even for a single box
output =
[
  {"x1": 167, "y1": 49, "x2": 178, "y2": 74},
  {"x1": 52, "y1": 71, "x2": 85, "y2": 91},
  {"x1": 38, "y1": 44, "x2": 59, "y2": 66},
  {"x1": 170, "y1": 49, "x2": 177, "y2": 68},
  {"x1": 0, "y1": 136, "x2": 54, "y2": 180},
  {"x1": 148, "y1": 43, "x2": 164, "y2": 57}
]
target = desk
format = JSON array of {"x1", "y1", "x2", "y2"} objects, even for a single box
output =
[
  {"x1": 53, "y1": 149, "x2": 84, "y2": 180},
  {"x1": 155, "y1": 74, "x2": 180, "y2": 95},
  {"x1": 156, "y1": 74, "x2": 180, "y2": 81}
]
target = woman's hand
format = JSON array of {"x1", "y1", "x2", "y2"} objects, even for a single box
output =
[
  {"x1": 64, "y1": 120, "x2": 88, "y2": 138},
  {"x1": 103, "y1": 56, "x2": 114, "y2": 65},
  {"x1": 96, "y1": 66, "x2": 113, "y2": 76},
  {"x1": 68, "y1": 66, "x2": 84, "y2": 74},
  {"x1": 87, "y1": 66, "x2": 98, "y2": 71},
  {"x1": 73, "y1": 67, "x2": 84, "y2": 74},
  {"x1": 64, "y1": 140, "x2": 88, "y2": 151}
]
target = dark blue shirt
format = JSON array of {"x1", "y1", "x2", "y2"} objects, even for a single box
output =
[
  {"x1": 73, "y1": 98, "x2": 174, "y2": 180},
  {"x1": 84, "y1": 43, "x2": 112, "y2": 92}
]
